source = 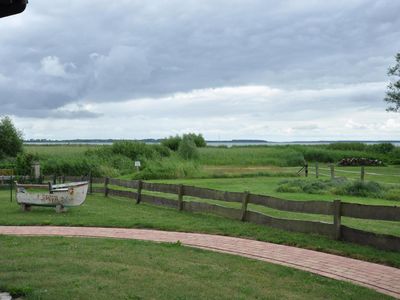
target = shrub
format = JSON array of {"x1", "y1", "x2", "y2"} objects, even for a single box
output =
[
  {"x1": 178, "y1": 136, "x2": 199, "y2": 160},
  {"x1": 41, "y1": 156, "x2": 98, "y2": 176},
  {"x1": 0, "y1": 116, "x2": 23, "y2": 157},
  {"x1": 388, "y1": 148, "x2": 400, "y2": 165},
  {"x1": 0, "y1": 156, "x2": 16, "y2": 169},
  {"x1": 369, "y1": 143, "x2": 395, "y2": 154},
  {"x1": 152, "y1": 144, "x2": 171, "y2": 157},
  {"x1": 161, "y1": 135, "x2": 182, "y2": 151},
  {"x1": 15, "y1": 152, "x2": 39, "y2": 175},
  {"x1": 161, "y1": 133, "x2": 207, "y2": 151},
  {"x1": 183, "y1": 133, "x2": 207, "y2": 147},
  {"x1": 111, "y1": 141, "x2": 161, "y2": 160},
  {"x1": 335, "y1": 181, "x2": 384, "y2": 198}
]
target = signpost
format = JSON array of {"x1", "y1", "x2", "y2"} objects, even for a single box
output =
[{"x1": 134, "y1": 161, "x2": 141, "y2": 172}]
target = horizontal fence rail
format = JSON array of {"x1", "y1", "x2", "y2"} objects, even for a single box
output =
[
  {"x1": 341, "y1": 203, "x2": 400, "y2": 221},
  {"x1": 245, "y1": 211, "x2": 335, "y2": 237},
  {"x1": 249, "y1": 194, "x2": 333, "y2": 215}
]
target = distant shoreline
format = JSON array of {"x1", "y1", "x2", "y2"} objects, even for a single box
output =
[{"x1": 24, "y1": 139, "x2": 400, "y2": 146}]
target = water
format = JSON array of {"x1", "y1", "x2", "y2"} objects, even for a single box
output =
[{"x1": 24, "y1": 141, "x2": 400, "y2": 147}]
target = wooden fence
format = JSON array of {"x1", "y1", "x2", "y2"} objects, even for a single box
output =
[
  {"x1": 2, "y1": 174, "x2": 399, "y2": 252},
  {"x1": 92, "y1": 177, "x2": 400, "y2": 252}
]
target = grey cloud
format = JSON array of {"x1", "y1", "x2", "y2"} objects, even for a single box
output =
[
  {"x1": 292, "y1": 124, "x2": 319, "y2": 131},
  {"x1": 0, "y1": 0, "x2": 399, "y2": 118},
  {"x1": 49, "y1": 110, "x2": 102, "y2": 119}
]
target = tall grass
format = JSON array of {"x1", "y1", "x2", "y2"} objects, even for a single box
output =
[
  {"x1": 199, "y1": 146, "x2": 305, "y2": 166},
  {"x1": 15, "y1": 143, "x2": 398, "y2": 179}
]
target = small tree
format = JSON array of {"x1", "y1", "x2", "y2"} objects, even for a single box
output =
[
  {"x1": 178, "y1": 135, "x2": 199, "y2": 160},
  {"x1": 161, "y1": 135, "x2": 182, "y2": 151},
  {"x1": 183, "y1": 133, "x2": 207, "y2": 147},
  {"x1": 0, "y1": 116, "x2": 23, "y2": 157},
  {"x1": 384, "y1": 52, "x2": 400, "y2": 112}
]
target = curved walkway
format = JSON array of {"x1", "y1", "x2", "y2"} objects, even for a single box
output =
[{"x1": 1, "y1": 226, "x2": 399, "y2": 299}]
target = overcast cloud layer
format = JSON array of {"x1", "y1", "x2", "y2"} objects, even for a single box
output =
[{"x1": 1, "y1": 0, "x2": 399, "y2": 140}]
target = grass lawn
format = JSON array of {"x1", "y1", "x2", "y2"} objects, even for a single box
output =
[
  {"x1": 1, "y1": 190, "x2": 399, "y2": 268},
  {"x1": 0, "y1": 236, "x2": 391, "y2": 300}
]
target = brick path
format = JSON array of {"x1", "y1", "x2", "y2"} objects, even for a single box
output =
[{"x1": 0, "y1": 226, "x2": 399, "y2": 298}]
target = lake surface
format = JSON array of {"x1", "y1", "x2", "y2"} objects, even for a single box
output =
[{"x1": 24, "y1": 141, "x2": 400, "y2": 147}]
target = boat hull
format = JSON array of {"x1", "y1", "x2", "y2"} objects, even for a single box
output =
[{"x1": 16, "y1": 182, "x2": 89, "y2": 207}]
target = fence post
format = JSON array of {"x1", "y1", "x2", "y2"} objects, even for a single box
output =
[
  {"x1": 53, "y1": 174, "x2": 57, "y2": 185},
  {"x1": 330, "y1": 164, "x2": 335, "y2": 179},
  {"x1": 241, "y1": 191, "x2": 250, "y2": 221},
  {"x1": 89, "y1": 171, "x2": 93, "y2": 194},
  {"x1": 178, "y1": 184, "x2": 184, "y2": 211},
  {"x1": 48, "y1": 182, "x2": 53, "y2": 194},
  {"x1": 333, "y1": 199, "x2": 341, "y2": 240},
  {"x1": 360, "y1": 166, "x2": 365, "y2": 182},
  {"x1": 315, "y1": 162, "x2": 319, "y2": 179},
  {"x1": 305, "y1": 162, "x2": 308, "y2": 177},
  {"x1": 136, "y1": 180, "x2": 143, "y2": 204},
  {"x1": 62, "y1": 175, "x2": 65, "y2": 183},
  {"x1": 104, "y1": 177, "x2": 109, "y2": 197},
  {"x1": 9, "y1": 176, "x2": 13, "y2": 202}
]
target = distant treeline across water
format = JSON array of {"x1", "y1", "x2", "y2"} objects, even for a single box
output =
[{"x1": 24, "y1": 140, "x2": 400, "y2": 147}]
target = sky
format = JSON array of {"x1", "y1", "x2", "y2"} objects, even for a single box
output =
[{"x1": 0, "y1": 0, "x2": 399, "y2": 141}]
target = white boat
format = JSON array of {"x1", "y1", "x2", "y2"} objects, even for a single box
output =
[{"x1": 15, "y1": 181, "x2": 89, "y2": 212}]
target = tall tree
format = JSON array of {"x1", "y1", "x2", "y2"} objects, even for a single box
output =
[
  {"x1": 0, "y1": 116, "x2": 23, "y2": 157},
  {"x1": 384, "y1": 52, "x2": 400, "y2": 112}
]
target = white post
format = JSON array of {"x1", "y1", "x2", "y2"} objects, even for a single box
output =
[{"x1": 32, "y1": 161, "x2": 41, "y2": 181}]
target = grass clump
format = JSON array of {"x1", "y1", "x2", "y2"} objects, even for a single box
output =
[
  {"x1": 336, "y1": 181, "x2": 384, "y2": 198},
  {"x1": 277, "y1": 178, "x2": 398, "y2": 200},
  {"x1": 276, "y1": 179, "x2": 336, "y2": 194}
]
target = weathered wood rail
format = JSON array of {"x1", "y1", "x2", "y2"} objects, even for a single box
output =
[{"x1": 88, "y1": 178, "x2": 400, "y2": 252}]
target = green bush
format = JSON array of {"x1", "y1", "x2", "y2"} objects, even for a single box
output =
[
  {"x1": 41, "y1": 156, "x2": 97, "y2": 177},
  {"x1": 178, "y1": 136, "x2": 199, "y2": 160},
  {"x1": 152, "y1": 144, "x2": 171, "y2": 157},
  {"x1": 0, "y1": 156, "x2": 16, "y2": 169},
  {"x1": 0, "y1": 116, "x2": 23, "y2": 157},
  {"x1": 111, "y1": 141, "x2": 157, "y2": 160},
  {"x1": 369, "y1": 143, "x2": 395, "y2": 154},
  {"x1": 388, "y1": 148, "x2": 400, "y2": 164},
  {"x1": 15, "y1": 152, "x2": 39, "y2": 175},
  {"x1": 336, "y1": 181, "x2": 384, "y2": 198},
  {"x1": 183, "y1": 133, "x2": 207, "y2": 147},
  {"x1": 161, "y1": 133, "x2": 206, "y2": 151},
  {"x1": 161, "y1": 135, "x2": 182, "y2": 151}
]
